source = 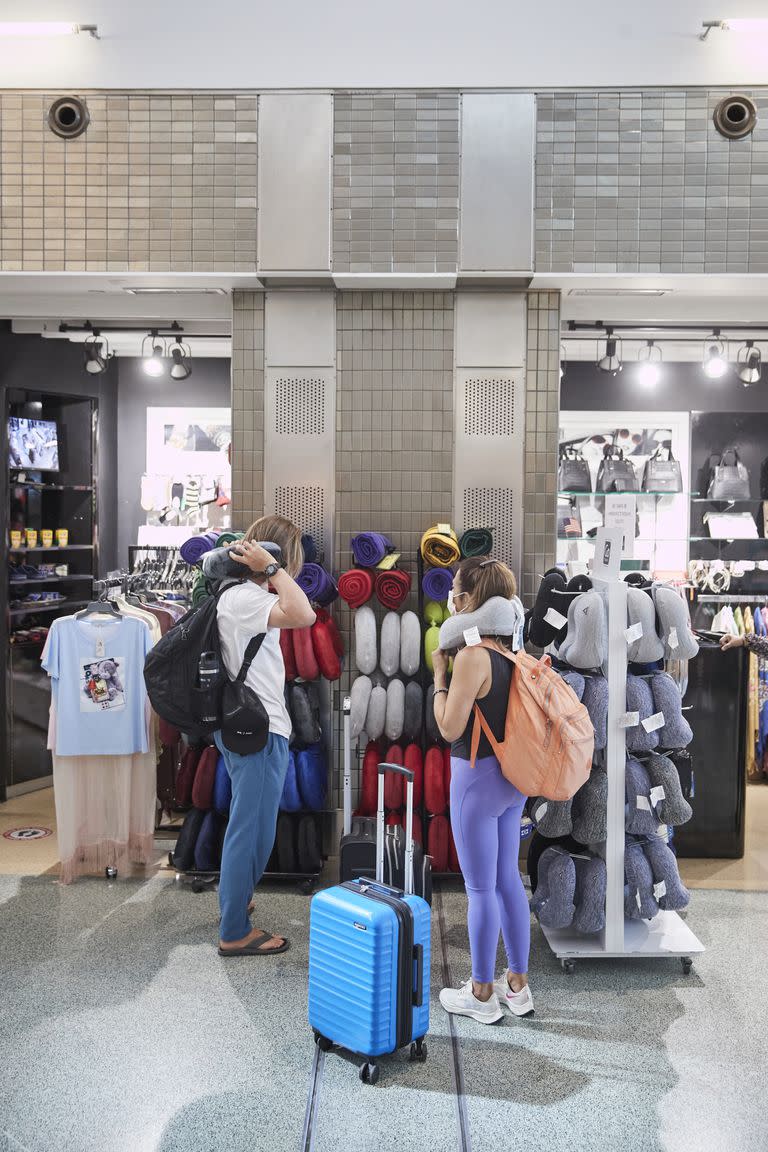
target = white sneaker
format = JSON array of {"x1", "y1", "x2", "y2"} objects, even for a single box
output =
[
  {"x1": 439, "y1": 979, "x2": 504, "y2": 1024},
  {"x1": 493, "y1": 976, "x2": 535, "y2": 1018}
]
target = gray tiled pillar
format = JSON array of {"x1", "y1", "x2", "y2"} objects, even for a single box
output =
[
  {"x1": 522, "y1": 291, "x2": 560, "y2": 605},
  {"x1": 231, "y1": 290, "x2": 265, "y2": 531}
]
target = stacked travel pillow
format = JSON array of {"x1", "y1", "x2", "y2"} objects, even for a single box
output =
[{"x1": 531, "y1": 847, "x2": 607, "y2": 935}]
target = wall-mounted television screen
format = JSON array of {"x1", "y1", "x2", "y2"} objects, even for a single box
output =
[{"x1": 8, "y1": 417, "x2": 60, "y2": 471}]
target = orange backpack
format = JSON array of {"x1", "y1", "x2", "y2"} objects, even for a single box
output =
[{"x1": 470, "y1": 642, "x2": 594, "y2": 801}]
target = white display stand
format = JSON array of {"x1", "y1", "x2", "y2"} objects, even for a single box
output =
[{"x1": 540, "y1": 575, "x2": 706, "y2": 974}]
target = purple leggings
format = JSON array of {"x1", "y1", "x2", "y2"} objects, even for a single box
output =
[{"x1": 450, "y1": 754, "x2": 530, "y2": 984}]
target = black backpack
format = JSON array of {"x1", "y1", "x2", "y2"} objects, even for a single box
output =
[{"x1": 143, "y1": 579, "x2": 245, "y2": 739}]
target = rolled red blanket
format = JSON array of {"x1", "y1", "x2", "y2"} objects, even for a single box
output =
[
  {"x1": 375, "y1": 568, "x2": 412, "y2": 610},
  {"x1": 338, "y1": 568, "x2": 375, "y2": 609}
]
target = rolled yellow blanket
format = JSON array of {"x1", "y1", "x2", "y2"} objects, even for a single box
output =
[{"x1": 420, "y1": 522, "x2": 460, "y2": 568}]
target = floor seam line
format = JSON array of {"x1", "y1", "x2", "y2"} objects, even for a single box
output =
[
  {"x1": 436, "y1": 887, "x2": 472, "y2": 1152},
  {"x1": 299, "y1": 1042, "x2": 325, "y2": 1152}
]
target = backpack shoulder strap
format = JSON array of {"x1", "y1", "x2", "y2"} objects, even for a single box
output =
[
  {"x1": 469, "y1": 641, "x2": 518, "y2": 768},
  {"x1": 236, "y1": 633, "x2": 266, "y2": 682}
]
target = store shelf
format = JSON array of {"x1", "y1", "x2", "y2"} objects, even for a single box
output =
[
  {"x1": 9, "y1": 545, "x2": 94, "y2": 553},
  {"x1": 558, "y1": 491, "x2": 688, "y2": 498},
  {"x1": 9, "y1": 481, "x2": 93, "y2": 492},
  {"x1": 542, "y1": 911, "x2": 706, "y2": 962},
  {"x1": 9, "y1": 575, "x2": 94, "y2": 586},
  {"x1": 9, "y1": 600, "x2": 88, "y2": 619}
]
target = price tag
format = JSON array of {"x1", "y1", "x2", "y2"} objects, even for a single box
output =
[
  {"x1": 619, "y1": 712, "x2": 640, "y2": 729},
  {"x1": 650, "y1": 785, "x2": 666, "y2": 806},
  {"x1": 437, "y1": 523, "x2": 452, "y2": 535},
  {"x1": 625, "y1": 622, "x2": 644, "y2": 644},
  {"x1": 544, "y1": 607, "x2": 568, "y2": 630},
  {"x1": 535, "y1": 802, "x2": 548, "y2": 822},
  {"x1": 642, "y1": 712, "x2": 665, "y2": 734},
  {"x1": 636, "y1": 794, "x2": 652, "y2": 812},
  {"x1": 668, "y1": 627, "x2": 679, "y2": 650},
  {"x1": 463, "y1": 626, "x2": 482, "y2": 647},
  {"x1": 653, "y1": 881, "x2": 667, "y2": 900}
]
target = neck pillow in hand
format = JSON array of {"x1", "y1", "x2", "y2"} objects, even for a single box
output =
[
  {"x1": 354, "y1": 605, "x2": 377, "y2": 675},
  {"x1": 530, "y1": 796, "x2": 573, "y2": 839},
  {"x1": 571, "y1": 766, "x2": 608, "y2": 844},
  {"x1": 296, "y1": 744, "x2": 327, "y2": 811},
  {"x1": 582, "y1": 675, "x2": 609, "y2": 751},
  {"x1": 559, "y1": 590, "x2": 608, "y2": 671},
  {"x1": 642, "y1": 836, "x2": 690, "y2": 910},
  {"x1": 400, "y1": 611, "x2": 421, "y2": 676},
  {"x1": 404, "y1": 681, "x2": 423, "y2": 742},
  {"x1": 653, "y1": 585, "x2": 700, "y2": 661},
  {"x1": 280, "y1": 751, "x2": 303, "y2": 813},
  {"x1": 625, "y1": 675, "x2": 660, "y2": 753},
  {"x1": 531, "y1": 848, "x2": 576, "y2": 929},
  {"x1": 438, "y1": 595, "x2": 525, "y2": 651},
  {"x1": 650, "y1": 672, "x2": 693, "y2": 748},
  {"x1": 646, "y1": 754, "x2": 693, "y2": 826},
  {"x1": 385, "y1": 678, "x2": 405, "y2": 742},
  {"x1": 350, "y1": 676, "x2": 373, "y2": 739},
  {"x1": 380, "y1": 612, "x2": 401, "y2": 678},
  {"x1": 626, "y1": 586, "x2": 665, "y2": 664},
  {"x1": 573, "y1": 855, "x2": 607, "y2": 934},
  {"x1": 624, "y1": 838, "x2": 659, "y2": 920},
  {"x1": 625, "y1": 758, "x2": 661, "y2": 835},
  {"x1": 201, "y1": 540, "x2": 281, "y2": 583}
]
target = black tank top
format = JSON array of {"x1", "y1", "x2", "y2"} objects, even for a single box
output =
[{"x1": 451, "y1": 648, "x2": 513, "y2": 760}]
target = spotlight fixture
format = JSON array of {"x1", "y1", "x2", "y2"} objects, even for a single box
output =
[
  {"x1": 737, "y1": 341, "x2": 762, "y2": 387},
  {"x1": 703, "y1": 336, "x2": 728, "y2": 380},
  {"x1": 637, "y1": 341, "x2": 662, "y2": 387},
  {"x1": 0, "y1": 22, "x2": 99, "y2": 37},
  {"x1": 597, "y1": 329, "x2": 622, "y2": 375},
  {"x1": 141, "y1": 333, "x2": 166, "y2": 378},
  {"x1": 169, "y1": 337, "x2": 193, "y2": 381},
  {"x1": 700, "y1": 18, "x2": 768, "y2": 39},
  {"x1": 83, "y1": 332, "x2": 111, "y2": 375}
]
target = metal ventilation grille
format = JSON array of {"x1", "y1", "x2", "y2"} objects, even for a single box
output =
[
  {"x1": 274, "y1": 376, "x2": 326, "y2": 436},
  {"x1": 274, "y1": 485, "x2": 325, "y2": 554},
  {"x1": 463, "y1": 487, "x2": 516, "y2": 566},
  {"x1": 463, "y1": 376, "x2": 515, "y2": 437}
]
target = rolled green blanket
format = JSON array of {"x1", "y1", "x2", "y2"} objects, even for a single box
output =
[
  {"x1": 215, "y1": 530, "x2": 244, "y2": 547},
  {"x1": 192, "y1": 572, "x2": 209, "y2": 607},
  {"x1": 459, "y1": 528, "x2": 493, "y2": 558}
]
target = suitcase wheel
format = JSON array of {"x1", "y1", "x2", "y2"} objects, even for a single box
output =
[
  {"x1": 409, "y1": 1038, "x2": 428, "y2": 1063},
  {"x1": 359, "y1": 1061, "x2": 380, "y2": 1086},
  {"x1": 314, "y1": 1032, "x2": 332, "y2": 1052}
]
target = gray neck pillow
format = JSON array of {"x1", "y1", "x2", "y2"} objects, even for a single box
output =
[
  {"x1": 290, "y1": 682, "x2": 322, "y2": 745},
  {"x1": 646, "y1": 754, "x2": 693, "y2": 827},
  {"x1": 573, "y1": 855, "x2": 607, "y2": 934},
  {"x1": 404, "y1": 681, "x2": 423, "y2": 742},
  {"x1": 438, "y1": 595, "x2": 525, "y2": 651},
  {"x1": 625, "y1": 676, "x2": 660, "y2": 753},
  {"x1": 653, "y1": 585, "x2": 700, "y2": 662},
  {"x1": 571, "y1": 766, "x2": 608, "y2": 845},
  {"x1": 626, "y1": 586, "x2": 665, "y2": 664},
  {"x1": 650, "y1": 673, "x2": 693, "y2": 749},
  {"x1": 582, "y1": 675, "x2": 609, "y2": 751},
  {"x1": 400, "y1": 611, "x2": 421, "y2": 676},
  {"x1": 425, "y1": 684, "x2": 441, "y2": 744},
  {"x1": 531, "y1": 796, "x2": 573, "y2": 839},
  {"x1": 380, "y1": 612, "x2": 401, "y2": 678},
  {"x1": 365, "y1": 684, "x2": 387, "y2": 741},
  {"x1": 643, "y1": 836, "x2": 690, "y2": 911},
  {"x1": 385, "y1": 677, "x2": 406, "y2": 742},
  {"x1": 531, "y1": 847, "x2": 576, "y2": 930},
  {"x1": 354, "y1": 606, "x2": 378, "y2": 675},
  {"x1": 349, "y1": 676, "x2": 373, "y2": 740},
  {"x1": 558, "y1": 590, "x2": 608, "y2": 671},
  {"x1": 626, "y1": 758, "x2": 661, "y2": 836},
  {"x1": 558, "y1": 670, "x2": 586, "y2": 701},
  {"x1": 624, "y1": 838, "x2": 659, "y2": 920}
]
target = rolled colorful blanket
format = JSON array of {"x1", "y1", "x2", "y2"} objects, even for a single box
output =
[
  {"x1": 214, "y1": 530, "x2": 243, "y2": 548},
  {"x1": 420, "y1": 523, "x2": 461, "y2": 568},
  {"x1": 297, "y1": 563, "x2": 338, "y2": 607},
  {"x1": 179, "y1": 531, "x2": 218, "y2": 566},
  {"x1": 338, "y1": 568, "x2": 375, "y2": 609},
  {"x1": 422, "y1": 566, "x2": 453, "y2": 603},
  {"x1": 459, "y1": 528, "x2": 493, "y2": 558},
  {"x1": 192, "y1": 571, "x2": 209, "y2": 607},
  {"x1": 375, "y1": 568, "x2": 412, "y2": 610},
  {"x1": 351, "y1": 532, "x2": 393, "y2": 568}
]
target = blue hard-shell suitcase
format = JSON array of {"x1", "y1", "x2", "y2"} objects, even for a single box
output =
[{"x1": 308, "y1": 761, "x2": 430, "y2": 1083}]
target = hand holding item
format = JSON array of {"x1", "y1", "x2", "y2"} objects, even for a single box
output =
[
  {"x1": 229, "y1": 540, "x2": 279, "y2": 574},
  {"x1": 719, "y1": 633, "x2": 746, "y2": 651}
]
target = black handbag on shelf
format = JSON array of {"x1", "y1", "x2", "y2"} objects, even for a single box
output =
[
  {"x1": 558, "y1": 447, "x2": 592, "y2": 493},
  {"x1": 596, "y1": 445, "x2": 639, "y2": 493},
  {"x1": 706, "y1": 448, "x2": 751, "y2": 501},
  {"x1": 642, "y1": 443, "x2": 683, "y2": 494}
]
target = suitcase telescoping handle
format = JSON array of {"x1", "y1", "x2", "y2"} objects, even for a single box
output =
[
  {"x1": 376, "y1": 763, "x2": 415, "y2": 895},
  {"x1": 342, "y1": 696, "x2": 352, "y2": 837}
]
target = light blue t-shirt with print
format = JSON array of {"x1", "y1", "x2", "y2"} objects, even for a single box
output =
[{"x1": 42, "y1": 616, "x2": 152, "y2": 757}]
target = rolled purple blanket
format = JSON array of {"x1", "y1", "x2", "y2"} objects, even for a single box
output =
[
  {"x1": 422, "y1": 567, "x2": 453, "y2": 603},
  {"x1": 351, "y1": 532, "x2": 393, "y2": 568},
  {"x1": 179, "y1": 532, "x2": 218, "y2": 566},
  {"x1": 297, "y1": 562, "x2": 339, "y2": 606}
]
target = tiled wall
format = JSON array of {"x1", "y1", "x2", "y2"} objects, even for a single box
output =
[
  {"x1": 0, "y1": 93, "x2": 258, "y2": 271},
  {"x1": 521, "y1": 291, "x2": 560, "y2": 605},
  {"x1": 535, "y1": 89, "x2": 768, "y2": 273},
  {"x1": 231, "y1": 291, "x2": 265, "y2": 528},
  {"x1": 333, "y1": 93, "x2": 460, "y2": 273}
]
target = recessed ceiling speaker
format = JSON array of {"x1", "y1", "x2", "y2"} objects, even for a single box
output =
[
  {"x1": 47, "y1": 96, "x2": 90, "y2": 140},
  {"x1": 713, "y1": 95, "x2": 757, "y2": 140}
]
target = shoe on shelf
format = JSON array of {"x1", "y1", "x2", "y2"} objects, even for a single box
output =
[
  {"x1": 439, "y1": 980, "x2": 504, "y2": 1025},
  {"x1": 493, "y1": 976, "x2": 534, "y2": 1018}
]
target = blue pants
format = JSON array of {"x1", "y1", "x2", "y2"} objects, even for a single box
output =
[
  {"x1": 214, "y1": 731, "x2": 289, "y2": 943},
  {"x1": 450, "y1": 754, "x2": 530, "y2": 984}
]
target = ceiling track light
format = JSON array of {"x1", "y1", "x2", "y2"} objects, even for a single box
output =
[
  {"x1": 141, "y1": 331, "x2": 167, "y2": 378},
  {"x1": 637, "y1": 340, "x2": 662, "y2": 387},
  {"x1": 83, "y1": 331, "x2": 112, "y2": 375},
  {"x1": 700, "y1": 18, "x2": 768, "y2": 39},
  {"x1": 597, "y1": 328, "x2": 623, "y2": 375},
  {"x1": 0, "y1": 22, "x2": 99, "y2": 38},
  {"x1": 737, "y1": 340, "x2": 762, "y2": 387},
  {"x1": 170, "y1": 337, "x2": 193, "y2": 381},
  {"x1": 703, "y1": 333, "x2": 729, "y2": 380}
]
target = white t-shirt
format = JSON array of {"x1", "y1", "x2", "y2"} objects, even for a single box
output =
[{"x1": 216, "y1": 581, "x2": 292, "y2": 741}]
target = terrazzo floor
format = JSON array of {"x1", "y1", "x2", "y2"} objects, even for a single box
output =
[{"x1": 0, "y1": 874, "x2": 766, "y2": 1152}]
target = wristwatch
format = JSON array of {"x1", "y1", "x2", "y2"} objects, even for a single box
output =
[{"x1": 263, "y1": 562, "x2": 281, "y2": 580}]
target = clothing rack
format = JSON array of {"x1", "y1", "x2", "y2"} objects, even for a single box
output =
[{"x1": 695, "y1": 594, "x2": 768, "y2": 604}]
